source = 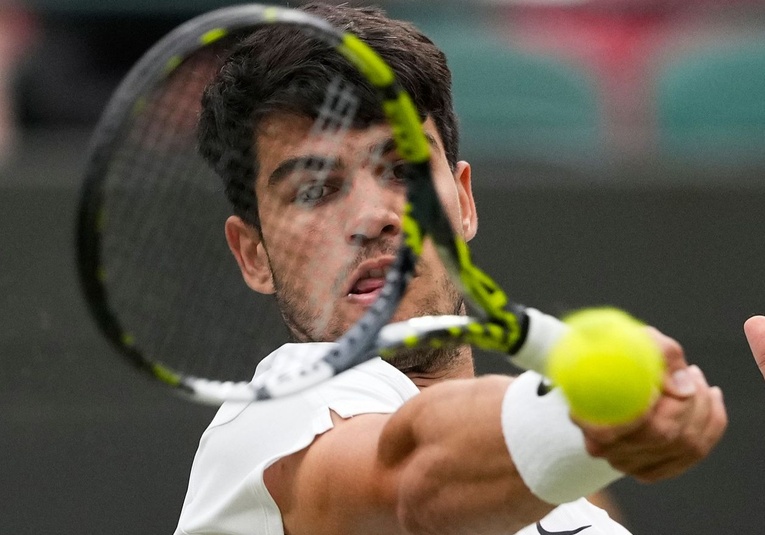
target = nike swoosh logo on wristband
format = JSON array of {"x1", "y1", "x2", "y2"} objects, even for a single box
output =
[
  {"x1": 537, "y1": 378, "x2": 552, "y2": 396},
  {"x1": 536, "y1": 522, "x2": 591, "y2": 535}
]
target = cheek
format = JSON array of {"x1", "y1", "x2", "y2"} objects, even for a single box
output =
[
  {"x1": 391, "y1": 243, "x2": 460, "y2": 321},
  {"x1": 265, "y1": 215, "x2": 349, "y2": 290},
  {"x1": 433, "y1": 180, "x2": 462, "y2": 232}
]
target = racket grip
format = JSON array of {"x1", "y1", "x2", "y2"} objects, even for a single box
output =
[{"x1": 510, "y1": 308, "x2": 569, "y2": 375}]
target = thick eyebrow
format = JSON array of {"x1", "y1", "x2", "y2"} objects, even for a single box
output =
[
  {"x1": 370, "y1": 133, "x2": 439, "y2": 160},
  {"x1": 267, "y1": 155, "x2": 342, "y2": 187},
  {"x1": 267, "y1": 133, "x2": 439, "y2": 187}
]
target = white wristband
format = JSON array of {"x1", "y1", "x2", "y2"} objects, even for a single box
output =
[{"x1": 501, "y1": 371, "x2": 623, "y2": 505}]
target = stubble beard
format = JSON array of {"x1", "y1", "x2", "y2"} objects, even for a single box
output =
[{"x1": 271, "y1": 261, "x2": 467, "y2": 375}]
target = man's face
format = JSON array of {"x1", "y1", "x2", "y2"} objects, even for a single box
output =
[{"x1": 226, "y1": 113, "x2": 477, "y2": 349}]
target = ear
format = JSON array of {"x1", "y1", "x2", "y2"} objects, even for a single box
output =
[
  {"x1": 454, "y1": 161, "x2": 478, "y2": 241},
  {"x1": 224, "y1": 215, "x2": 275, "y2": 294}
]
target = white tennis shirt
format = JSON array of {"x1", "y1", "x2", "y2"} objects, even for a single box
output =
[{"x1": 174, "y1": 343, "x2": 632, "y2": 535}]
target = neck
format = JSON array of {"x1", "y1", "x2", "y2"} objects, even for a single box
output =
[{"x1": 406, "y1": 346, "x2": 475, "y2": 389}]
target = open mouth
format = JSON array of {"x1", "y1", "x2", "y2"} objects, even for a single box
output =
[
  {"x1": 349, "y1": 268, "x2": 386, "y2": 294},
  {"x1": 346, "y1": 259, "x2": 393, "y2": 303}
]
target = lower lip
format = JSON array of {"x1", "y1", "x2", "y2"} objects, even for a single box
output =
[{"x1": 346, "y1": 287, "x2": 383, "y2": 306}]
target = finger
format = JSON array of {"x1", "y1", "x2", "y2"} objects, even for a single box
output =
[
  {"x1": 664, "y1": 366, "x2": 698, "y2": 399},
  {"x1": 586, "y1": 373, "x2": 727, "y2": 479},
  {"x1": 647, "y1": 366, "x2": 717, "y2": 459},
  {"x1": 744, "y1": 315, "x2": 765, "y2": 380},
  {"x1": 683, "y1": 369, "x2": 728, "y2": 453},
  {"x1": 628, "y1": 451, "x2": 692, "y2": 483},
  {"x1": 645, "y1": 326, "x2": 687, "y2": 373},
  {"x1": 582, "y1": 366, "x2": 707, "y2": 456},
  {"x1": 680, "y1": 366, "x2": 713, "y2": 437},
  {"x1": 644, "y1": 327, "x2": 697, "y2": 398},
  {"x1": 632, "y1": 365, "x2": 709, "y2": 447},
  {"x1": 702, "y1": 386, "x2": 728, "y2": 454},
  {"x1": 631, "y1": 386, "x2": 727, "y2": 482}
]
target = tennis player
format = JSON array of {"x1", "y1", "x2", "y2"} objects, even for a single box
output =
[
  {"x1": 174, "y1": 4, "x2": 727, "y2": 534},
  {"x1": 745, "y1": 315, "x2": 765, "y2": 381}
]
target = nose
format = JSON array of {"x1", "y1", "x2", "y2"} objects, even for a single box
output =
[{"x1": 345, "y1": 176, "x2": 402, "y2": 245}]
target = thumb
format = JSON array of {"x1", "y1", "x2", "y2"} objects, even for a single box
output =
[
  {"x1": 744, "y1": 315, "x2": 765, "y2": 381},
  {"x1": 645, "y1": 326, "x2": 696, "y2": 398}
]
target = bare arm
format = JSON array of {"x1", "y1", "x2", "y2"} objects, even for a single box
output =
[
  {"x1": 269, "y1": 376, "x2": 551, "y2": 535},
  {"x1": 267, "y1": 331, "x2": 727, "y2": 535},
  {"x1": 379, "y1": 376, "x2": 552, "y2": 535}
]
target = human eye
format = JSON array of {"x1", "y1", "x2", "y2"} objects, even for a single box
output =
[
  {"x1": 376, "y1": 160, "x2": 410, "y2": 186},
  {"x1": 294, "y1": 181, "x2": 339, "y2": 206}
]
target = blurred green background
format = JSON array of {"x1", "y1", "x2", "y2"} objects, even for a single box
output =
[{"x1": 1, "y1": 0, "x2": 764, "y2": 533}]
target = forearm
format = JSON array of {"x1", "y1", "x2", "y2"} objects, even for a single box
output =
[
  {"x1": 271, "y1": 330, "x2": 725, "y2": 535},
  {"x1": 378, "y1": 375, "x2": 554, "y2": 535}
]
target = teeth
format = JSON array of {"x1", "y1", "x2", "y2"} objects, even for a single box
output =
[{"x1": 368, "y1": 268, "x2": 385, "y2": 278}]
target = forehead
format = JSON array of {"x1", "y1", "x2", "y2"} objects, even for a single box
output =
[{"x1": 254, "y1": 113, "x2": 445, "y2": 183}]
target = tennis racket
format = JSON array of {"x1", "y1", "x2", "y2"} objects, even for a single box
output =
[{"x1": 77, "y1": 3, "x2": 658, "y2": 409}]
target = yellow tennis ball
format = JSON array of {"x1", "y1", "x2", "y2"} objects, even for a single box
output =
[{"x1": 546, "y1": 308, "x2": 666, "y2": 426}]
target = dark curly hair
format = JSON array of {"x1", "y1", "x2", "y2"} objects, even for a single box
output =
[{"x1": 197, "y1": 2, "x2": 458, "y2": 229}]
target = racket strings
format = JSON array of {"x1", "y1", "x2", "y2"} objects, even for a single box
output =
[
  {"x1": 310, "y1": 76, "x2": 360, "y2": 142},
  {"x1": 95, "y1": 31, "x2": 401, "y2": 384},
  {"x1": 283, "y1": 75, "x2": 368, "y2": 340},
  {"x1": 98, "y1": 41, "x2": 281, "y2": 381}
]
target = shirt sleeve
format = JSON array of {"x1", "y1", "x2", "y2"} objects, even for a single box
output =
[{"x1": 175, "y1": 351, "x2": 418, "y2": 535}]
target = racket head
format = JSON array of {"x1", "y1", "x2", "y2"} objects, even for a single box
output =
[{"x1": 76, "y1": 4, "x2": 437, "y2": 404}]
